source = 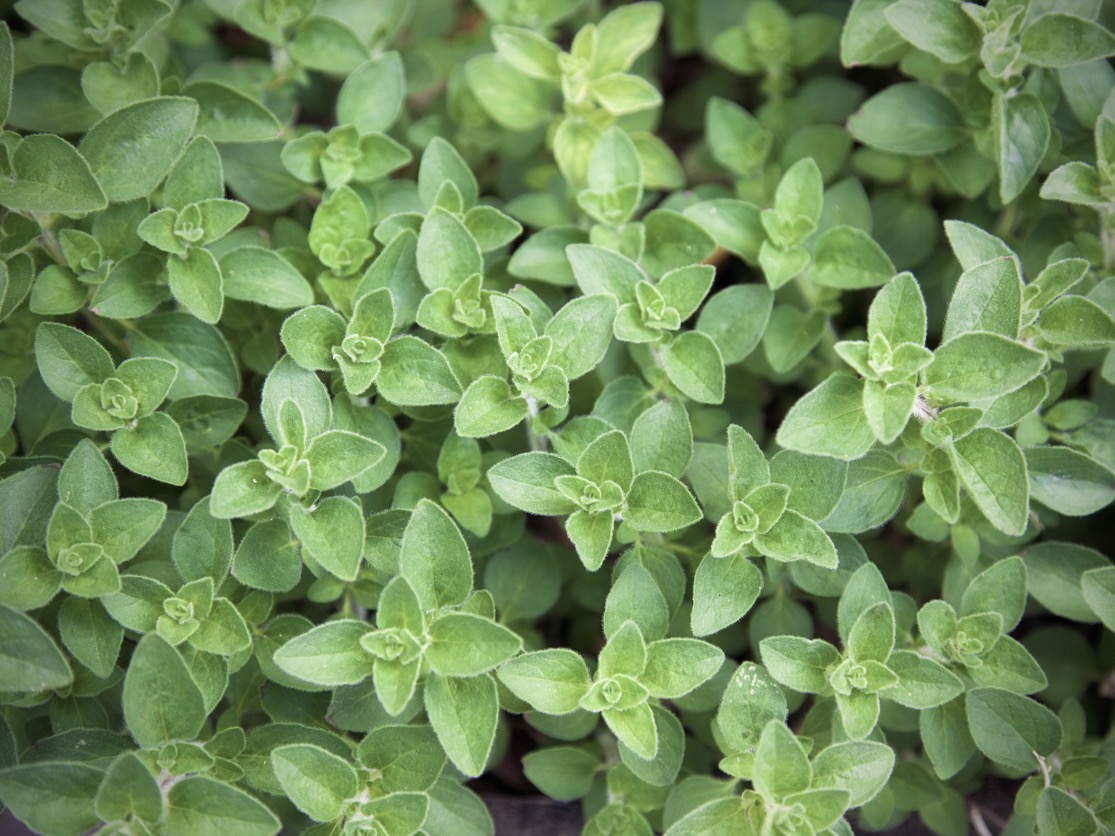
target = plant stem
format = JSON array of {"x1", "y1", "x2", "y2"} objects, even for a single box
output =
[
  {"x1": 969, "y1": 804, "x2": 996, "y2": 836},
  {"x1": 524, "y1": 395, "x2": 549, "y2": 452}
]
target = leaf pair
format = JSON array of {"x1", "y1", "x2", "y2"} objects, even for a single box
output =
[
  {"x1": 454, "y1": 293, "x2": 617, "y2": 437},
  {"x1": 500, "y1": 619, "x2": 723, "y2": 762},
  {"x1": 489, "y1": 428, "x2": 701, "y2": 569},
  {"x1": 282, "y1": 287, "x2": 461, "y2": 403},
  {"x1": 35, "y1": 324, "x2": 189, "y2": 484}
]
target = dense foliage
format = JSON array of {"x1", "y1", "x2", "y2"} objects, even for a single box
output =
[{"x1": 1, "y1": 0, "x2": 1115, "y2": 834}]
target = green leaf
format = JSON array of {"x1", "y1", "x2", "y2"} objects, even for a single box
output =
[
  {"x1": 0, "y1": 603, "x2": 72, "y2": 693},
  {"x1": 523, "y1": 746, "x2": 600, "y2": 801},
  {"x1": 129, "y1": 312, "x2": 240, "y2": 400},
  {"x1": 337, "y1": 52, "x2": 405, "y2": 132},
  {"x1": 281, "y1": 305, "x2": 346, "y2": 371},
  {"x1": 716, "y1": 661, "x2": 787, "y2": 757},
  {"x1": 1023, "y1": 542, "x2": 1108, "y2": 622},
  {"x1": 1041, "y1": 162, "x2": 1107, "y2": 207},
  {"x1": 355, "y1": 725, "x2": 445, "y2": 794},
  {"x1": 260, "y1": 355, "x2": 332, "y2": 443},
  {"x1": 1038, "y1": 296, "x2": 1115, "y2": 349},
  {"x1": 759, "y1": 635, "x2": 840, "y2": 694},
  {"x1": 961, "y1": 556, "x2": 1027, "y2": 631},
  {"x1": 498, "y1": 649, "x2": 592, "y2": 714},
  {"x1": 883, "y1": 0, "x2": 981, "y2": 63},
  {"x1": 1082, "y1": 567, "x2": 1115, "y2": 632},
  {"x1": 969, "y1": 635, "x2": 1048, "y2": 695},
  {"x1": 640, "y1": 639, "x2": 724, "y2": 699},
  {"x1": 172, "y1": 498, "x2": 233, "y2": 582},
  {"x1": 686, "y1": 199, "x2": 764, "y2": 263},
  {"x1": 595, "y1": 2, "x2": 663, "y2": 74},
  {"x1": 0, "y1": 22, "x2": 11, "y2": 126},
  {"x1": 417, "y1": 207, "x2": 483, "y2": 291},
  {"x1": 604, "y1": 565, "x2": 669, "y2": 643},
  {"x1": 400, "y1": 499, "x2": 473, "y2": 611},
  {"x1": 425, "y1": 672, "x2": 499, "y2": 777},
  {"x1": 996, "y1": 92, "x2": 1051, "y2": 203},
  {"x1": 567, "y1": 243, "x2": 643, "y2": 302},
  {"x1": 837, "y1": 562, "x2": 891, "y2": 642},
  {"x1": 291, "y1": 497, "x2": 365, "y2": 581},
  {"x1": 288, "y1": 16, "x2": 368, "y2": 73},
  {"x1": 777, "y1": 375, "x2": 875, "y2": 461},
  {"x1": 35, "y1": 322, "x2": 114, "y2": 403},
  {"x1": 630, "y1": 400, "x2": 693, "y2": 478},
  {"x1": 0, "y1": 762, "x2": 104, "y2": 836},
  {"x1": 101, "y1": 574, "x2": 173, "y2": 633},
  {"x1": 884, "y1": 650, "x2": 964, "y2": 709},
  {"x1": 95, "y1": 752, "x2": 162, "y2": 825},
  {"x1": 663, "y1": 797, "x2": 754, "y2": 836},
  {"x1": 184, "y1": 81, "x2": 281, "y2": 143},
  {"x1": 164, "y1": 136, "x2": 224, "y2": 208},
  {"x1": 691, "y1": 554, "x2": 763, "y2": 636},
  {"x1": 1026, "y1": 446, "x2": 1115, "y2": 516},
  {"x1": 111, "y1": 412, "x2": 188, "y2": 486},
  {"x1": 90, "y1": 498, "x2": 166, "y2": 564},
  {"x1": 191, "y1": 598, "x2": 251, "y2": 656},
  {"x1": 426, "y1": 612, "x2": 522, "y2": 677},
  {"x1": 546, "y1": 295, "x2": 618, "y2": 380},
  {"x1": 1020, "y1": 13, "x2": 1115, "y2": 68},
  {"x1": 1037, "y1": 786, "x2": 1101, "y2": 836},
  {"x1": 305, "y1": 430, "x2": 386, "y2": 491},
  {"x1": 591, "y1": 73, "x2": 661, "y2": 116},
  {"x1": 210, "y1": 460, "x2": 282, "y2": 520},
  {"x1": 663, "y1": 331, "x2": 725, "y2": 404},
  {"x1": 166, "y1": 776, "x2": 279, "y2": 836},
  {"x1": 810, "y1": 225, "x2": 895, "y2": 290},
  {"x1": 696, "y1": 285, "x2": 772, "y2": 363},
  {"x1": 272, "y1": 620, "x2": 372, "y2": 686},
  {"x1": 763, "y1": 306, "x2": 826, "y2": 373},
  {"x1": 863, "y1": 381, "x2": 915, "y2": 444},
  {"x1": 492, "y1": 25, "x2": 561, "y2": 79},
  {"x1": 455, "y1": 375, "x2": 528, "y2": 437},
  {"x1": 603, "y1": 701, "x2": 658, "y2": 760},
  {"x1": 220, "y1": 141, "x2": 303, "y2": 212},
  {"x1": 487, "y1": 452, "x2": 578, "y2": 515},
  {"x1": 0, "y1": 547, "x2": 61, "y2": 611},
  {"x1": 925, "y1": 332, "x2": 1045, "y2": 403},
  {"x1": 0, "y1": 134, "x2": 106, "y2": 215},
  {"x1": 949, "y1": 428, "x2": 1029, "y2": 537},
  {"x1": 705, "y1": 97, "x2": 771, "y2": 177},
  {"x1": 233, "y1": 520, "x2": 301, "y2": 593},
  {"x1": 271, "y1": 744, "x2": 359, "y2": 823},
  {"x1": 835, "y1": 690, "x2": 880, "y2": 740},
  {"x1": 868, "y1": 272, "x2": 927, "y2": 347},
  {"x1": 942, "y1": 257, "x2": 1023, "y2": 341},
  {"x1": 755, "y1": 509, "x2": 838, "y2": 568},
  {"x1": 625, "y1": 471, "x2": 702, "y2": 532},
  {"x1": 167, "y1": 247, "x2": 224, "y2": 325},
  {"x1": 565, "y1": 509, "x2": 614, "y2": 571},
  {"x1": 578, "y1": 429, "x2": 634, "y2": 491},
  {"x1": 848, "y1": 84, "x2": 967, "y2": 155},
  {"x1": 80, "y1": 97, "x2": 198, "y2": 201},
  {"x1": 57, "y1": 438, "x2": 116, "y2": 514},
  {"x1": 965, "y1": 688, "x2": 1062, "y2": 772},
  {"x1": 847, "y1": 602, "x2": 895, "y2": 663},
  {"x1": 753, "y1": 721, "x2": 811, "y2": 801},
  {"x1": 221, "y1": 248, "x2": 314, "y2": 309},
  {"x1": 465, "y1": 53, "x2": 552, "y2": 132},
  {"x1": 377, "y1": 336, "x2": 462, "y2": 406},
  {"x1": 122, "y1": 635, "x2": 206, "y2": 748},
  {"x1": 920, "y1": 698, "x2": 977, "y2": 780}
]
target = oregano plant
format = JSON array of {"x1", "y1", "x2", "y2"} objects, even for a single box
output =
[{"x1": 0, "y1": 1, "x2": 1114, "y2": 835}]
